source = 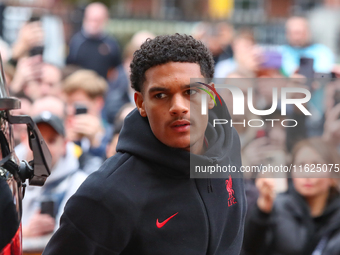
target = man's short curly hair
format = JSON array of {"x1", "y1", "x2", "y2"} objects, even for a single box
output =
[{"x1": 130, "y1": 33, "x2": 214, "y2": 92}]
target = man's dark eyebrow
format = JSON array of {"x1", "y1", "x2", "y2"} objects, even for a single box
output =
[
  {"x1": 148, "y1": 87, "x2": 171, "y2": 94},
  {"x1": 183, "y1": 83, "x2": 201, "y2": 89},
  {"x1": 148, "y1": 84, "x2": 201, "y2": 94}
]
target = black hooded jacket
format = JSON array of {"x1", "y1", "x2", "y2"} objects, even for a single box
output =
[
  {"x1": 243, "y1": 188, "x2": 340, "y2": 255},
  {"x1": 43, "y1": 99, "x2": 246, "y2": 255}
]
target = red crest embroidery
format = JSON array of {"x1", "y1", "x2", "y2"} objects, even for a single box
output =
[{"x1": 225, "y1": 175, "x2": 237, "y2": 207}]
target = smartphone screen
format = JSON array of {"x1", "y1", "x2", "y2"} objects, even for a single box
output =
[
  {"x1": 40, "y1": 200, "x2": 55, "y2": 218},
  {"x1": 29, "y1": 46, "x2": 44, "y2": 56},
  {"x1": 75, "y1": 104, "x2": 88, "y2": 115},
  {"x1": 298, "y1": 57, "x2": 314, "y2": 88}
]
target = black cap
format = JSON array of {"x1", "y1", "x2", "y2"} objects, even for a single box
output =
[{"x1": 33, "y1": 111, "x2": 65, "y2": 137}]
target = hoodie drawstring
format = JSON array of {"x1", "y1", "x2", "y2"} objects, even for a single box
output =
[{"x1": 207, "y1": 179, "x2": 213, "y2": 193}]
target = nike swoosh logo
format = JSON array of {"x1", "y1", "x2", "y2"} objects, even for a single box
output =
[{"x1": 156, "y1": 212, "x2": 178, "y2": 228}]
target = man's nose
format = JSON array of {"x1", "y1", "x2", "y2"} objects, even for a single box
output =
[{"x1": 169, "y1": 94, "x2": 189, "y2": 116}]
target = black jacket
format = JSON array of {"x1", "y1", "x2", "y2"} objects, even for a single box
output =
[
  {"x1": 66, "y1": 30, "x2": 121, "y2": 78},
  {"x1": 43, "y1": 100, "x2": 246, "y2": 255},
  {"x1": 243, "y1": 188, "x2": 340, "y2": 255}
]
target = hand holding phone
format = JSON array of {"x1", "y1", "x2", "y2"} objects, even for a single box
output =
[
  {"x1": 29, "y1": 46, "x2": 44, "y2": 56},
  {"x1": 298, "y1": 57, "x2": 314, "y2": 89},
  {"x1": 40, "y1": 200, "x2": 55, "y2": 218},
  {"x1": 75, "y1": 104, "x2": 88, "y2": 115}
]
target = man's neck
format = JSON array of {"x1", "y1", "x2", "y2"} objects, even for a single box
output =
[
  {"x1": 289, "y1": 42, "x2": 311, "y2": 49},
  {"x1": 81, "y1": 29, "x2": 106, "y2": 39}
]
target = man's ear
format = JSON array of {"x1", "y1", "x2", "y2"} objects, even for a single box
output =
[
  {"x1": 208, "y1": 83, "x2": 216, "y2": 110},
  {"x1": 62, "y1": 138, "x2": 67, "y2": 156},
  {"x1": 134, "y1": 92, "x2": 147, "y2": 117},
  {"x1": 94, "y1": 96, "x2": 104, "y2": 113}
]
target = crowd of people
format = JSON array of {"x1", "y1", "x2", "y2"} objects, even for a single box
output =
[
  {"x1": 195, "y1": 9, "x2": 340, "y2": 253},
  {"x1": 3, "y1": 2, "x2": 139, "y2": 252},
  {"x1": 2, "y1": 0, "x2": 340, "y2": 254}
]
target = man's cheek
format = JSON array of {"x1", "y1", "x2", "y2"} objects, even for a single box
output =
[{"x1": 191, "y1": 110, "x2": 208, "y2": 125}]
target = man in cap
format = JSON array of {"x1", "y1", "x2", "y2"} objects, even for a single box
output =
[{"x1": 19, "y1": 111, "x2": 87, "y2": 251}]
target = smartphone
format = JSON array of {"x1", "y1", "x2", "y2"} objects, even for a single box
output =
[
  {"x1": 334, "y1": 90, "x2": 340, "y2": 106},
  {"x1": 29, "y1": 15, "x2": 40, "y2": 23},
  {"x1": 29, "y1": 46, "x2": 44, "y2": 56},
  {"x1": 41, "y1": 200, "x2": 55, "y2": 218},
  {"x1": 298, "y1": 57, "x2": 314, "y2": 88},
  {"x1": 331, "y1": 72, "x2": 338, "y2": 81},
  {"x1": 27, "y1": 14, "x2": 44, "y2": 56},
  {"x1": 75, "y1": 104, "x2": 88, "y2": 115},
  {"x1": 261, "y1": 51, "x2": 282, "y2": 69}
]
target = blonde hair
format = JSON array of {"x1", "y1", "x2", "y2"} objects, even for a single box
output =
[{"x1": 63, "y1": 70, "x2": 108, "y2": 99}]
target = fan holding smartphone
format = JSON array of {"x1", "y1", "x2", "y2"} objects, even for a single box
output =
[{"x1": 64, "y1": 70, "x2": 108, "y2": 164}]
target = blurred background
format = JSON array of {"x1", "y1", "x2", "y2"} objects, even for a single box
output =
[{"x1": 0, "y1": 0, "x2": 335, "y2": 49}]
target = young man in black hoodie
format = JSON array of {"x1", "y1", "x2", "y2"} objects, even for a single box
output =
[{"x1": 43, "y1": 34, "x2": 246, "y2": 255}]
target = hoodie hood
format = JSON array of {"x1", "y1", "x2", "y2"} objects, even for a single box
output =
[
  {"x1": 116, "y1": 97, "x2": 242, "y2": 178},
  {"x1": 283, "y1": 187, "x2": 340, "y2": 237}
]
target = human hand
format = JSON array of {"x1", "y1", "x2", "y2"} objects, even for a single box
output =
[
  {"x1": 68, "y1": 114, "x2": 104, "y2": 147},
  {"x1": 242, "y1": 137, "x2": 278, "y2": 166},
  {"x1": 10, "y1": 55, "x2": 42, "y2": 93},
  {"x1": 22, "y1": 211, "x2": 55, "y2": 237},
  {"x1": 323, "y1": 103, "x2": 340, "y2": 146},
  {"x1": 12, "y1": 21, "x2": 44, "y2": 59},
  {"x1": 256, "y1": 178, "x2": 276, "y2": 213}
]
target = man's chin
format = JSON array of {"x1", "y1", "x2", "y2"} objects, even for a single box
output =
[
  {"x1": 167, "y1": 140, "x2": 204, "y2": 153},
  {"x1": 164, "y1": 139, "x2": 191, "y2": 151}
]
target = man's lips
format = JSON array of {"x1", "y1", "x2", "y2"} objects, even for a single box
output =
[
  {"x1": 170, "y1": 120, "x2": 191, "y2": 132},
  {"x1": 303, "y1": 183, "x2": 314, "y2": 188}
]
